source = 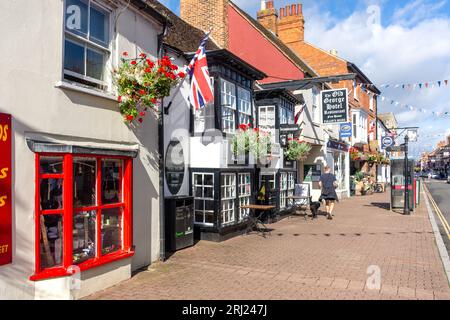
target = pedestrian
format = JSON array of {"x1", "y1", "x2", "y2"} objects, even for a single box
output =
[{"x1": 319, "y1": 166, "x2": 339, "y2": 220}]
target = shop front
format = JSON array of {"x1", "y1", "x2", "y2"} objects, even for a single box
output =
[{"x1": 326, "y1": 140, "x2": 350, "y2": 199}]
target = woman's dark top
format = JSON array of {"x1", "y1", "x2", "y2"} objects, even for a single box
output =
[{"x1": 319, "y1": 173, "x2": 339, "y2": 201}]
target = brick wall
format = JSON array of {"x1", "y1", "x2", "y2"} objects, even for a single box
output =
[
  {"x1": 277, "y1": 4, "x2": 304, "y2": 45},
  {"x1": 257, "y1": 1, "x2": 278, "y2": 35},
  {"x1": 180, "y1": 0, "x2": 229, "y2": 48}
]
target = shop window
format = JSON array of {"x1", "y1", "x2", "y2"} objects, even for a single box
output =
[
  {"x1": 193, "y1": 173, "x2": 215, "y2": 226},
  {"x1": 63, "y1": 0, "x2": 111, "y2": 89},
  {"x1": 238, "y1": 173, "x2": 251, "y2": 222},
  {"x1": 280, "y1": 173, "x2": 288, "y2": 209},
  {"x1": 221, "y1": 79, "x2": 236, "y2": 133},
  {"x1": 288, "y1": 172, "x2": 295, "y2": 198},
  {"x1": 221, "y1": 173, "x2": 236, "y2": 226},
  {"x1": 33, "y1": 154, "x2": 133, "y2": 281}
]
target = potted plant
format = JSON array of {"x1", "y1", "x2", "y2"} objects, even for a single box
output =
[
  {"x1": 284, "y1": 139, "x2": 312, "y2": 162},
  {"x1": 113, "y1": 52, "x2": 186, "y2": 123},
  {"x1": 231, "y1": 125, "x2": 272, "y2": 163}
]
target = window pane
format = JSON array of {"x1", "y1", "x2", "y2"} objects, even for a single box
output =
[
  {"x1": 89, "y1": 5, "x2": 109, "y2": 46},
  {"x1": 65, "y1": 0, "x2": 88, "y2": 36},
  {"x1": 204, "y1": 187, "x2": 213, "y2": 199},
  {"x1": 86, "y1": 47, "x2": 105, "y2": 81},
  {"x1": 204, "y1": 174, "x2": 214, "y2": 186},
  {"x1": 73, "y1": 210, "x2": 96, "y2": 264},
  {"x1": 101, "y1": 208, "x2": 122, "y2": 255},
  {"x1": 40, "y1": 156, "x2": 63, "y2": 174},
  {"x1": 102, "y1": 159, "x2": 123, "y2": 204},
  {"x1": 74, "y1": 157, "x2": 96, "y2": 208},
  {"x1": 195, "y1": 211, "x2": 204, "y2": 224},
  {"x1": 205, "y1": 210, "x2": 215, "y2": 224},
  {"x1": 195, "y1": 174, "x2": 203, "y2": 185},
  {"x1": 40, "y1": 215, "x2": 63, "y2": 269},
  {"x1": 40, "y1": 179, "x2": 63, "y2": 210},
  {"x1": 64, "y1": 39, "x2": 85, "y2": 75}
]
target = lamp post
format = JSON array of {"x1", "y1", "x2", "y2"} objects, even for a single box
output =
[{"x1": 404, "y1": 134, "x2": 410, "y2": 215}]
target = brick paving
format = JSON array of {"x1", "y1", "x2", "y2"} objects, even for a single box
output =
[{"x1": 86, "y1": 192, "x2": 450, "y2": 300}]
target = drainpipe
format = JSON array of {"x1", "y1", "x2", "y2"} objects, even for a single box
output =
[{"x1": 158, "y1": 19, "x2": 169, "y2": 262}]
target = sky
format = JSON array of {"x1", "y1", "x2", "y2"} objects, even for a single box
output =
[{"x1": 159, "y1": 0, "x2": 450, "y2": 158}]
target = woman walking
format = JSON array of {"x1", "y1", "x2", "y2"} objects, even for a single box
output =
[{"x1": 319, "y1": 166, "x2": 339, "y2": 220}]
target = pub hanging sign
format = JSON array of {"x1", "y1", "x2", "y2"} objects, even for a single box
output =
[
  {"x1": 321, "y1": 88, "x2": 348, "y2": 124},
  {"x1": 0, "y1": 113, "x2": 12, "y2": 266}
]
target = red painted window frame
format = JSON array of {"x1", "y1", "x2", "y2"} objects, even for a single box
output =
[{"x1": 30, "y1": 153, "x2": 134, "y2": 281}]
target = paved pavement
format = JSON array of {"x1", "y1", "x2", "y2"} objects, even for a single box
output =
[{"x1": 86, "y1": 191, "x2": 450, "y2": 300}]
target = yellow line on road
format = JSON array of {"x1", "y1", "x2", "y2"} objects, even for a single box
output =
[{"x1": 424, "y1": 182, "x2": 450, "y2": 240}]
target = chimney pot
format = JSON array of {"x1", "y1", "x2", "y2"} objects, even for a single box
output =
[
  {"x1": 280, "y1": 7, "x2": 285, "y2": 17},
  {"x1": 291, "y1": 4, "x2": 297, "y2": 15}
]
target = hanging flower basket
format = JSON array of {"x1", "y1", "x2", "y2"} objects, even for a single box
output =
[
  {"x1": 284, "y1": 138, "x2": 312, "y2": 161},
  {"x1": 112, "y1": 52, "x2": 186, "y2": 123},
  {"x1": 231, "y1": 124, "x2": 272, "y2": 160}
]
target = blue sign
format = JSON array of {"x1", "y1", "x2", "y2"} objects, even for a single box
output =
[
  {"x1": 339, "y1": 123, "x2": 352, "y2": 138},
  {"x1": 381, "y1": 136, "x2": 395, "y2": 149}
]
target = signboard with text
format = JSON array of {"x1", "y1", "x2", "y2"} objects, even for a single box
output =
[
  {"x1": 339, "y1": 122, "x2": 352, "y2": 139},
  {"x1": 0, "y1": 113, "x2": 12, "y2": 266},
  {"x1": 321, "y1": 88, "x2": 348, "y2": 124},
  {"x1": 381, "y1": 136, "x2": 395, "y2": 150}
]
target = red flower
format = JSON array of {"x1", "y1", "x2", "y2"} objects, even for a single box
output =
[
  {"x1": 139, "y1": 53, "x2": 147, "y2": 58},
  {"x1": 138, "y1": 118, "x2": 143, "y2": 123},
  {"x1": 138, "y1": 89, "x2": 146, "y2": 95},
  {"x1": 170, "y1": 64, "x2": 179, "y2": 71},
  {"x1": 253, "y1": 128, "x2": 259, "y2": 132},
  {"x1": 146, "y1": 59, "x2": 155, "y2": 68},
  {"x1": 178, "y1": 72, "x2": 186, "y2": 78},
  {"x1": 122, "y1": 51, "x2": 128, "y2": 57},
  {"x1": 239, "y1": 124, "x2": 248, "y2": 131},
  {"x1": 151, "y1": 98, "x2": 158, "y2": 104},
  {"x1": 247, "y1": 123, "x2": 252, "y2": 128},
  {"x1": 118, "y1": 96, "x2": 122, "y2": 102},
  {"x1": 140, "y1": 111, "x2": 146, "y2": 117},
  {"x1": 131, "y1": 60, "x2": 137, "y2": 65},
  {"x1": 145, "y1": 67, "x2": 152, "y2": 73},
  {"x1": 126, "y1": 115, "x2": 134, "y2": 122}
]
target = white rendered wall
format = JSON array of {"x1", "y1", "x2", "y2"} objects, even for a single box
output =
[{"x1": 0, "y1": 0, "x2": 162, "y2": 299}]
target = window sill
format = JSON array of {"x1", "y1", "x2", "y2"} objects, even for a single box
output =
[
  {"x1": 29, "y1": 250, "x2": 135, "y2": 282},
  {"x1": 55, "y1": 81, "x2": 118, "y2": 102}
]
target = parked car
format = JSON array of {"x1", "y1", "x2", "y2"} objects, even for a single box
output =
[{"x1": 431, "y1": 173, "x2": 439, "y2": 179}]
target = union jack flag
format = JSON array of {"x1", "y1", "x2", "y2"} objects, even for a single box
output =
[{"x1": 186, "y1": 32, "x2": 214, "y2": 110}]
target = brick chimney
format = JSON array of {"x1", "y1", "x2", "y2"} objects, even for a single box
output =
[
  {"x1": 277, "y1": 3, "x2": 305, "y2": 45},
  {"x1": 180, "y1": 0, "x2": 229, "y2": 48},
  {"x1": 257, "y1": 1, "x2": 278, "y2": 35}
]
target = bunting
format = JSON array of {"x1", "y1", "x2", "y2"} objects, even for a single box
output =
[{"x1": 360, "y1": 78, "x2": 450, "y2": 90}]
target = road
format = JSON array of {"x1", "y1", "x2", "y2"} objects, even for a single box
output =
[{"x1": 424, "y1": 179, "x2": 450, "y2": 256}]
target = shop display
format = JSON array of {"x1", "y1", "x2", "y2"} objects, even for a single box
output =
[
  {"x1": 73, "y1": 211, "x2": 96, "y2": 264},
  {"x1": 40, "y1": 215, "x2": 63, "y2": 269},
  {"x1": 101, "y1": 208, "x2": 122, "y2": 254}
]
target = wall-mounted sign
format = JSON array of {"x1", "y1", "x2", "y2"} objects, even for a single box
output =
[
  {"x1": 327, "y1": 140, "x2": 350, "y2": 152},
  {"x1": 339, "y1": 122, "x2": 352, "y2": 139},
  {"x1": 279, "y1": 124, "x2": 301, "y2": 147},
  {"x1": 165, "y1": 139, "x2": 185, "y2": 196},
  {"x1": 0, "y1": 113, "x2": 12, "y2": 266},
  {"x1": 321, "y1": 88, "x2": 348, "y2": 124},
  {"x1": 381, "y1": 136, "x2": 395, "y2": 149}
]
